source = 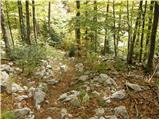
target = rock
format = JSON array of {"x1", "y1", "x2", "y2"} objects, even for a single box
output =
[
  {"x1": 34, "y1": 88, "x2": 46, "y2": 110},
  {"x1": 1, "y1": 71, "x2": 10, "y2": 86},
  {"x1": 1, "y1": 64, "x2": 13, "y2": 73},
  {"x1": 99, "y1": 74, "x2": 117, "y2": 87},
  {"x1": 16, "y1": 95, "x2": 29, "y2": 102},
  {"x1": 28, "y1": 87, "x2": 35, "y2": 97},
  {"x1": 61, "y1": 108, "x2": 68, "y2": 118},
  {"x1": 38, "y1": 83, "x2": 48, "y2": 92},
  {"x1": 75, "y1": 63, "x2": 84, "y2": 72},
  {"x1": 95, "y1": 108, "x2": 105, "y2": 116},
  {"x1": 99, "y1": 116, "x2": 106, "y2": 119},
  {"x1": 14, "y1": 107, "x2": 31, "y2": 119},
  {"x1": 114, "y1": 106, "x2": 129, "y2": 119},
  {"x1": 78, "y1": 75, "x2": 89, "y2": 81},
  {"x1": 46, "y1": 64, "x2": 52, "y2": 69},
  {"x1": 60, "y1": 64, "x2": 68, "y2": 72},
  {"x1": 12, "y1": 83, "x2": 24, "y2": 93},
  {"x1": 14, "y1": 67, "x2": 23, "y2": 73},
  {"x1": 105, "y1": 115, "x2": 117, "y2": 119},
  {"x1": 110, "y1": 89, "x2": 126, "y2": 100},
  {"x1": 14, "y1": 102, "x2": 22, "y2": 109},
  {"x1": 47, "y1": 116, "x2": 52, "y2": 119},
  {"x1": 82, "y1": 93, "x2": 90, "y2": 104},
  {"x1": 89, "y1": 116, "x2": 98, "y2": 119},
  {"x1": 47, "y1": 79, "x2": 59, "y2": 85},
  {"x1": 34, "y1": 69, "x2": 46, "y2": 78},
  {"x1": 125, "y1": 82, "x2": 142, "y2": 92},
  {"x1": 8, "y1": 62, "x2": 13, "y2": 66},
  {"x1": 58, "y1": 90, "x2": 80, "y2": 102},
  {"x1": 70, "y1": 96, "x2": 81, "y2": 107},
  {"x1": 23, "y1": 86, "x2": 28, "y2": 91},
  {"x1": 92, "y1": 91, "x2": 101, "y2": 97}
]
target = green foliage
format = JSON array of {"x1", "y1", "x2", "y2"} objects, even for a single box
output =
[
  {"x1": 96, "y1": 98, "x2": 107, "y2": 107},
  {"x1": 1, "y1": 111, "x2": 16, "y2": 119},
  {"x1": 114, "y1": 58, "x2": 127, "y2": 71},
  {"x1": 10, "y1": 45, "x2": 47, "y2": 75}
]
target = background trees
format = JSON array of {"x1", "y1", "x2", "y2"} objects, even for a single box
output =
[{"x1": 0, "y1": 0, "x2": 159, "y2": 73}]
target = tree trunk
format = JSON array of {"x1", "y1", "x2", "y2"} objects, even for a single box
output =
[
  {"x1": 113, "y1": 0, "x2": 117, "y2": 57},
  {"x1": 139, "y1": 1, "x2": 147, "y2": 62},
  {"x1": 127, "y1": 1, "x2": 143, "y2": 64},
  {"x1": 85, "y1": 0, "x2": 88, "y2": 43},
  {"x1": 26, "y1": 0, "x2": 31, "y2": 45},
  {"x1": 143, "y1": 1, "x2": 154, "y2": 61},
  {"x1": 5, "y1": 0, "x2": 14, "y2": 48},
  {"x1": 32, "y1": 0, "x2": 37, "y2": 43},
  {"x1": 75, "y1": 0, "x2": 81, "y2": 57},
  {"x1": 103, "y1": 0, "x2": 109, "y2": 55},
  {"x1": 146, "y1": 1, "x2": 159, "y2": 73},
  {"x1": 93, "y1": 0, "x2": 97, "y2": 52},
  {"x1": 1, "y1": 4, "x2": 11, "y2": 58},
  {"x1": 48, "y1": 1, "x2": 51, "y2": 32},
  {"x1": 18, "y1": 0, "x2": 26, "y2": 44}
]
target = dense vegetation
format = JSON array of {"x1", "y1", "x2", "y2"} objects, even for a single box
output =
[{"x1": 0, "y1": 0, "x2": 159, "y2": 119}]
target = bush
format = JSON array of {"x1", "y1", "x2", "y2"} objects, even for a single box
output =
[
  {"x1": 10, "y1": 45, "x2": 47, "y2": 75},
  {"x1": 1, "y1": 111, "x2": 16, "y2": 119}
]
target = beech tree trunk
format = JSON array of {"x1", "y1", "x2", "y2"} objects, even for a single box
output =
[
  {"x1": 26, "y1": 0, "x2": 31, "y2": 45},
  {"x1": 113, "y1": 0, "x2": 117, "y2": 57},
  {"x1": 32, "y1": 0, "x2": 37, "y2": 43},
  {"x1": 146, "y1": 1, "x2": 159, "y2": 72}
]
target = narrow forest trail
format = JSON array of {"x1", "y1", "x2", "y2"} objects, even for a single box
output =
[{"x1": 1, "y1": 48, "x2": 159, "y2": 119}]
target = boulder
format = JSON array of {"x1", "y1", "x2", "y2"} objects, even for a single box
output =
[
  {"x1": 47, "y1": 79, "x2": 59, "y2": 85},
  {"x1": 125, "y1": 82, "x2": 143, "y2": 92},
  {"x1": 34, "y1": 88, "x2": 46, "y2": 110},
  {"x1": 114, "y1": 106, "x2": 129, "y2": 119},
  {"x1": 1, "y1": 71, "x2": 10, "y2": 86},
  {"x1": 14, "y1": 107, "x2": 31, "y2": 119},
  {"x1": 16, "y1": 95, "x2": 29, "y2": 102},
  {"x1": 110, "y1": 89, "x2": 126, "y2": 100},
  {"x1": 12, "y1": 83, "x2": 24, "y2": 93},
  {"x1": 95, "y1": 108, "x2": 105, "y2": 116},
  {"x1": 99, "y1": 74, "x2": 117, "y2": 87},
  {"x1": 28, "y1": 87, "x2": 36, "y2": 97},
  {"x1": 78, "y1": 75, "x2": 89, "y2": 81}
]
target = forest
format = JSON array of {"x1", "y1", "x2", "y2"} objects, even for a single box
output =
[{"x1": 0, "y1": 0, "x2": 159, "y2": 119}]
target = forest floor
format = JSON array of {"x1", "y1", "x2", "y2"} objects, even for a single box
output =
[{"x1": 1, "y1": 48, "x2": 159, "y2": 119}]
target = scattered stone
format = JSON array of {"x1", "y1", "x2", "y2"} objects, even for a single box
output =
[
  {"x1": 14, "y1": 107, "x2": 31, "y2": 119},
  {"x1": 125, "y1": 82, "x2": 143, "y2": 92},
  {"x1": 60, "y1": 64, "x2": 68, "y2": 72},
  {"x1": 46, "y1": 64, "x2": 52, "y2": 69},
  {"x1": 95, "y1": 108, "x2": 105, "y2": 116},
  {"x1": 105, "y1": 115, "x2": 117, "y2": 119},
  {"x1": 1, "y1": 64, "x2": 13, "y2": 73},
  {"x1": 28, "y1": 87, "x2": 35, "y2": 97},
  {"x1": 47, "y1": 107, "x2": 60, "y2": 112},
  {"x1": 78, "y1": 75, "x2": 89, "y2": 81},
  {"x1": 75, "y1": 63, "x2": 84, "y2": 72},
  {"x1": 58, "y1": 90, "x2": 80, "y2": 102},
  {"x1": 82, "y1": 93, "x2": 90, "y2": 104},
  {"x1": 89, "y1": 116, "x2": 98, "y2": 119},
  {"x1": 99, "y1": 73, "x2": 117, "y2": 87},
  {"x1": 47, "y1": 116, "x2": 52, "y2": 119},
  {"x1": 47, "y1": 79, "x2": 59, "y2": 85},
  {"x1": 110, "y1": 89, "x2": 126, "y2": 100},
  {"x1": 114, "y1": 106, "x2": 129, "y2": 119},
  {"x1": 14, "y1": 102, "x2": 22, "y2": 109},
  {"x1": 61, "y1": 108, "x2": 68, "y2": 118},
  {"x1": 1, "y1": 71, "x2": 10, "y2": 86},
  {"x1": 70, "y1": 96, "x2": 81, "y2": 107},
  {"x1": 16, "y1": 95, "x2": 29, "y2": 102},
  {"x1": 12, "y1": 83, "x2": 24, "y2": 93},
  {"x1": 34, "y1": 88, "x2": 46, "y2": 110},
  {"x1": 23, "y1": 86, "x2": 28, "y2": 91},
  {"x1": 38, "y1": 83, "x2": 48, "y2": 92}
]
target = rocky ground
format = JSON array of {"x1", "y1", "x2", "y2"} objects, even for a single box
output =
[{"x1": 1, "y1": 50, "x2": 159, "y2": 119}]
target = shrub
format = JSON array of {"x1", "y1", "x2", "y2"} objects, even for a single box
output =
[
  {"x1": 1, "y1": 111, "x2": 16, "y2": 119},
  {"x1": 10, "y1": 45, "x2": 47, "y2": 75}
]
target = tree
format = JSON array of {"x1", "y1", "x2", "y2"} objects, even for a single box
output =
[
  {"x1": 48, "y1": 1, "x2": 51, "y2": 32},
  {"x1": 143, "y1": 1, "x2": 154, "y2": 61},
  {"x1": 32, "y1": 0, "x2": 37, "y2": 43},
  {"x1": 146, "y1": 1, "x2": 159, "y2": 72},
  {"x1": 127, "y1": 1, "x2": 143, "y2": 64},
  {"x1": 26, "y1": 0, "x2": 31, "y2": 45},
  {"x1": 103, "y1": 0, "x2": 110, "y2": 55},
  {"x1": 113, "y1": 0, "x2": 117, "y2": 57},
  {"x1": 5, "y1": 0, "x2": 14, "y2": 47},
  {"x1": 93, "y1": 0, "x2": 97, "y2": 52},
  {"x1": 1, "y1": 3, "x2": 11, "y2": 58},
  {"x1": 75, "y1": 0, "x2": 81, "y2": 56},
  {"x1": 18, "y1": 0, "x2": 26, "y2": 43},
  {"x1": 139, "y1": 1, "x2": 147, "y2": 62}
]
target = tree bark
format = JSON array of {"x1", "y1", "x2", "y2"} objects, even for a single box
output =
[
  {"x1": 104, "y1": 0, "x2": 109, "y2": 55},
  {"x1": 93, "y1": 0, "x2": 97, "y2": 52},
  {"x1": 127, "y1": 1, "x2": 143, "y2": 64},
  {"x1": 75, "y1": 0, "x2": 81, "y2": 57},
  {"x1": 26, "y1": 0, "x2": 31, "y2": 45},
  {"x1": 18, "y1": 0, "x2": 26, "y2": 43},
  {"x1": 139, "y1": 1, "x2": 147, "y2": 62},
  {"x1": 146, "y1": 1, "x2": 159, "y2": 72},
  {"x1": 1, "y1": 4, "x2": 11, "y2": 58},
  {"x1": 113, "y1": 0, "x2": 117, "y2": 57},
  {"x1": 5, "y1": 0, "x2": 14, "y2": 48},
  {"x1": 32, "y1": 0, "x2": 37, "y2": 43},
  {"x1": 48, "y1": 1, "x2": 51, "y2": 32},
  {"x1": 143, "y1": 1, "x2": 154, "y2": 61}
]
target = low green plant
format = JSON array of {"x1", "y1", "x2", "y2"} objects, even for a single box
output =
[
  {"x1": 1, "y1": 111, "x2": 16, "y2": 119},
  {"x1": 10, "y1": 45, "x2": 47, "y2": 75},
  {"x1": 114, "y1": 58, "x2": 127, "y2": 72},
  {"x1": 96, "y1": 98, "x2": 107, "y2": 107}
]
